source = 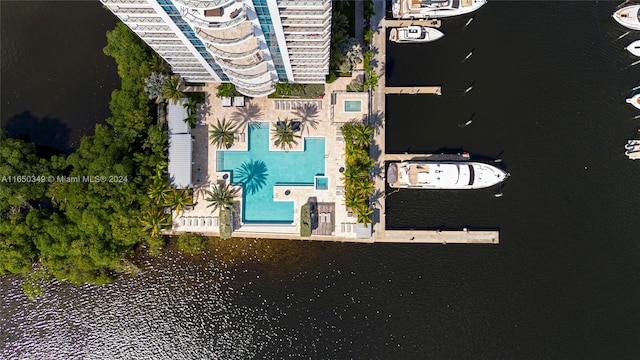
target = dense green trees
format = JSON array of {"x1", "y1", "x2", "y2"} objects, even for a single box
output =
[
  {"x1": 341, "y1": 122, "x2": 375, "y2": 224},
  {"x1": 0, "y1": 22, "x2": 172, "y2": 292}
]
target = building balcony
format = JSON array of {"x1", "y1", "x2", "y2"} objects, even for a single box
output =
[
  {"x1": 129, "y1": 24, "x2": 172, "y2": 31},
  {"x1": 277, "y1": 1, "x2": 329, "y2": 9},
  {"x1": 196, "y1": 27, "x2": 253, "y2": 47},
  {"x1": 278, "y1": 8, "x2": 330, "y2": 18},
  {"x1": 101, "y1": 0, "x2": 147, "y2": 4},
  {"x1": 110, "y1": 6, "x2": 156, "y2": 15},
  {"x1": 173, "y1": 0, "x2": 234, "y2": 9},
  {"x1": 217, "y1": 57, "x2": 264, "y2": 72},
  {"x1": 225, "y1": 69, "x2": 273, "y2": 85},
  {"x1": 182, "y1": 7, "x2": 246, "y2": 30},
  {"x1": 282, "y1": 26, "x2": 327, "y2": 34},
  {"x1": 280, "y1": 17, "x2": 329, "y2": 27},
  {"x1": 205, "y1": 43, "x2": 260, "y2": 60},
  {"x1": 235, "y1": 84, "x2": 275, "y2": 98},
  {"x1": 284, "y1": 32, "x2": 329, "y2": 42}
]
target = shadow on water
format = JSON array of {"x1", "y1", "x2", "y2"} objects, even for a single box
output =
[
  {"x1": 235, "y1": 159, "x2": 268, "y2": 195},
  {"x1": 3, "y1": 111, "x2": 72, "y2": 154}
]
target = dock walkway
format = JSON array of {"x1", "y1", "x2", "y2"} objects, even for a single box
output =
[{"x1": 385, "y1": 86, "x2": 442, "y2": 95}]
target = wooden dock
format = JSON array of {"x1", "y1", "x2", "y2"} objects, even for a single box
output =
[
  {"x1": 385, "y1": 86, "x2": 442, "y2": 95},
  {"x1": 384, "y1": 19, "x2": 441, "y2": 28},
  {"x1": 383, "y1": 153, "x2": 470, "y2": 162},
  {"x1": 380, "y1": 230, "x2": 499, "y2": 244}
]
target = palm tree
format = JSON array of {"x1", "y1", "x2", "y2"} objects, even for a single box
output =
[
  {"x1": 205, "y1": 183, "x2": 239, "y2": 213},
  {"x1": 230, "y1": 102, "x2": 263, "y2": 130},
  {"x1": 292, "y1": 103, "x2": 319, "y2": 134},
  {"x1": 162, "y1": 75, "x2": 184, "y2": 104},
  {"x1": 332, "y1": 11, "x2": 348, "y2": 39},
  {"x1": 272, "y1": 118, "x2": 301, "y2": 150},
  {"x1": 356, "y1": 204, "x2": 374, "y2": 224},
  {"x1": 208, "y1": 117, "x2": 237, "y2": 149},
  {"x1": 164, "y1": 188, "x2": 193, "y2": 215},
  {"x1": 274, "y1": 81, "x2": 293, "y2": 97},
  {"x1": 144, "y1": 72, "x2": 169, "y2": 104},
  {"x1": 141, "y1": 208, "x2": 171, "y2": 237},
  {"x1": 216, "y1": 83, "x2": 239, "y2": 98},
  {"x1": 147, "y1": 178, "x2": 172, "y2": 206},
  {"x1": 355, "y1": 179, "x2": 374, "y2": 200},
  {"x1": 352, "y1": 123, "x2": 374, "y2": 148}
]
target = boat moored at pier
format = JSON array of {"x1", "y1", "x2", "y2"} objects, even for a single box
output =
[
  {"x1": 626, "y1": 94, "x2": 640, "y2": 109},
  {"x1": 389, "y1": 26, "x2": 444, "y2": 43},
  {"x1": 626, "y1": 40, "x2": 640, "y2": 56},
  {"x1": 391, "y1": 0, "x2": 487, "y2": 19},
  {"x1": 387, "y1": 161, "x2": 509, "y2": 189},
  {"x1": 613, "y1": 5, "x2": 640, "y2": 30}
]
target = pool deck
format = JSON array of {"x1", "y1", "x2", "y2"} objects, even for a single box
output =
[{"x1": 167, "y1": 2, "x2": 499, "y2": 245}]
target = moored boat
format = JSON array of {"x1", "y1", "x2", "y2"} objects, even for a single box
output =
[
  {"x1": 613, "y1": 5, "x2": 640, "y2": 30},
  {"x1": 626, "y1": 40, "x2": 640, "y2": 56},
  {"x1": 387, "y1": 161, "x2": 509, "y2": 189},
  {"x1": 625, "y1": 93, "x2": 640, "y2": 109},
  {"x1": 389, "y1": 26, "x2": 444, "y2": 43},
  {"x1": 392, "y1": 0, "x2": 486, "y2": 19}
]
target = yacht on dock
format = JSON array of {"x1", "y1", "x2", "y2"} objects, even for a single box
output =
[
  {"x1": 387, "y1": 161, "x2": 509, "y2": 189},
  {"x1": 626, "y1": 94, "x2": 640, "y2": 109},
  {"x1": 626, "y1": 40, "x2": 640, "y2": 56},
  {"x1": 391, "y1": 0, "x2": 487, "y2": 19},
  {"x1": 389, "y1": 26, "x2": 444, "y2": 43},
  {"x1": 613, "y1": 5, "x2": 640, "y2": 30}
]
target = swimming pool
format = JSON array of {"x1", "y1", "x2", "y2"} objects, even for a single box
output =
[
  {"x1": 217, "y1": 123, "x2": 325, "y2": 223},
  {"x1": 344, "y1": 100, "x2": 362, "y2": 112}
]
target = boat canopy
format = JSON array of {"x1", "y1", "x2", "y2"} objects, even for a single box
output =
[{"x1": 387, "y1": 163, "x2": 398, "y2": 186}]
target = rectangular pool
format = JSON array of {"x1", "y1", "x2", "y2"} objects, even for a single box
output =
[{"x1": 344, "y1": 100, "x2": 362, "y2": 112}]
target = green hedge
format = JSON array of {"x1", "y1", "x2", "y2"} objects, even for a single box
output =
[
  {"x1": 300, "y1": 204, "x2": 311, "y2": 237},
  {"x1": 177, "y1": 233, "x2": 207, "y2": 255},
  {"x1": 219, "y1": 209, "x2": 232, "y2": 239}
]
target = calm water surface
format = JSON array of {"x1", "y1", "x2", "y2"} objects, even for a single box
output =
[
  {"x1": 1, "y1": 1, "x2": 640, "y2": 359},
  {"x1": 0, "y1": 0, "x2": 119, "y2": 152}
]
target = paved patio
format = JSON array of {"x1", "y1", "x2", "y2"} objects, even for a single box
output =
[{"x1": 171, "y1": 77, "x2": 370, "y2": 240}]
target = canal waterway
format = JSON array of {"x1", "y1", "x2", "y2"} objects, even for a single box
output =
[
  {"x1": 1, "y1": 1, "x2": 639, "y2": 359},
  {"x1": 0, "y1": 0, "x2": 119, "y2": 152}
]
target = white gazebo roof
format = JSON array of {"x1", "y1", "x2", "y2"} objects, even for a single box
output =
[
  {"x1": 168, "y1": 133, "x2": 192, "y2": 189},
  {"x1": 167, "y1": 98, "x2": 190, "y2": 134}
]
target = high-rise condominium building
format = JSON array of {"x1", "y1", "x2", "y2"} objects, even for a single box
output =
[{"x1": 100, "y1": 0, "x2": 331, "y2": 97}]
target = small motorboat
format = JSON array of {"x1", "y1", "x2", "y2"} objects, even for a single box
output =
[
  {"x1": 626, "y1": 149, "x2": 640, "y2": 159},
  {"x1": 626, "y1": 40, "x2": 640, "y2": 56},
  {"x1": 626, "y1": 94, "x2": 640, "y2": 109},
  {"x1": 389, "y1": 26, "x2": 444, "y2": 43},
  {"x1": 625, "y1": 139, "x2": 640, "y2": 149},
  {"x1": 613, "y1": 5, "x2": 640, "y2": 30}
]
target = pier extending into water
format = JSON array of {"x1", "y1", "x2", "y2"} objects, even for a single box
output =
[
  {"x1": 385, "y1": 86, "x2": 442, "y2": 95},
  {"x1": 368, "y1": 2, "x2": 500, "y2": 245}
]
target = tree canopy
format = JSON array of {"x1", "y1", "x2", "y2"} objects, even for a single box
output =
[{"x1": 0, "y1": 23, "x2": 172, "y2": 293}]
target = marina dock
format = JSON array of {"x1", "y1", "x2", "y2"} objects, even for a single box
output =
[
  {"x1": 368, "y1": 2, "x2": 500, "y2": 245},
  {"x1": 385, "y1": 86, "x2": 442, "y2": 95},
  {"x1": 383, "y1": 153, "x2": 470, "y2": 162},
  {"x1": 380, "y1": 230, "x2": 499, "y2": 244}
]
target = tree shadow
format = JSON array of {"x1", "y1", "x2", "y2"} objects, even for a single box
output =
[
  {"x1": 3, "y1": 111, "x2": 72, "y2": 153},
  {"x1": 235, "y1": 159, "x2": 268, "y2": 195},
  {"x1": 292, "y1": 103, "x2": 320, "y2": 134},
  {"x1": 386, "y1": 57, "x2": 395, "y2": 78},
  {"x1": 230, "y1": 102, "x2": 263, "y2": 131}
]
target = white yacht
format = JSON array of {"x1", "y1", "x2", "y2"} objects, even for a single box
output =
[
  {"x1": 389, "y1": 26, "x2": 444, "y2": 43},
  {"x1": 613, "y1": 5, "x2": 640, "y2": 30},
  {"x1": 626, "y1": 94, "x2": 640, "y2": 109},
  {"x1": 626, "y1": 40, "x2": 640, "y2": 56},
  {"x1": 387, "y1": 161, "x2": 509, "y2": 189},
  {"x1": 392, "y1": 0, "x2": 487, "y2": 19}
]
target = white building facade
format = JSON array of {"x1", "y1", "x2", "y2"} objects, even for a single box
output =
[{"x1": 100, "y1": 0, "x2": 331, "y2": 97}]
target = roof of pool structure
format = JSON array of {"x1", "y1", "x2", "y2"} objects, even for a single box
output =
[{"x1": 217, "y1": 123, "x2": 325, "y2": 223}]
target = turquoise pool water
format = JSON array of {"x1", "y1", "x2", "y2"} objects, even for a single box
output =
[
  {"x1": 344, "y1": 100, "x2": 362, "y2": 112},
  {"x1": 315, "y1": 176, "x2": 328, "y2": 190},
  {"x1": 217, "y1": 123, "x2": 325, "y2": 223}
]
